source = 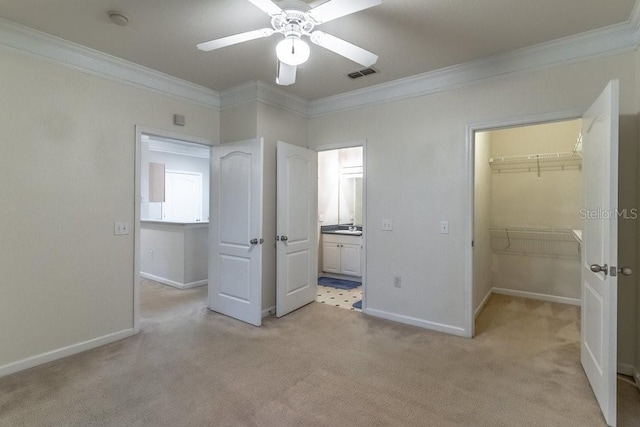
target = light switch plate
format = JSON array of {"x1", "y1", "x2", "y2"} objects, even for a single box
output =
[
  {"x1": 115, "y1": 222, "x2": 130, "y2": 235},
  {"x1": 440, "y1": 221, "x2": 449, "y2": 234},
  {"x1": 382, "y1": 219, "x2": 393, "y2": 231}
]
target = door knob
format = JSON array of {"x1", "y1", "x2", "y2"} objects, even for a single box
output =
[
  {"x1": 281, "y1": 236, "x2": 288, "y2": 242},
  {"x1": 250, "y1": 238, "x2": 258, "y2": 245},
  {"x1": 618, "y1": 266, "x2": 633, "y2": 276},
  {"x1": 590, "y1": 264, "x2": 608, "y2": 275}
]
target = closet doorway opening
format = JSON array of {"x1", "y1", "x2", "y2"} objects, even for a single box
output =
[
  {"x1": 317, "y1": 144, "x2": 366, "y2": 313},
  {"x1": 134, "y1": 128, "x2": 213, "y2": 332},
  {"x1": 472, "y1": 118, "x2": 583, "y2": 339}
]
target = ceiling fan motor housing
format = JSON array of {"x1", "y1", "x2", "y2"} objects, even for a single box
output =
[{"x1": 272, "y1": 6, "x2": 316, "y2": 37}]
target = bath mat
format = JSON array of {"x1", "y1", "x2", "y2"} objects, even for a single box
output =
[
  {"x1": 352, "y1": 300, "x2": 362, "y2": 309},
  {"x1": 318, "y1": 276, "x2": 361, "y2": 290}
]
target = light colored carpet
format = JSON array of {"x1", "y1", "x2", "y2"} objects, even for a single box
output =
[{"x1": 0, "y1": 284, "x2": 638, "y2": 426}]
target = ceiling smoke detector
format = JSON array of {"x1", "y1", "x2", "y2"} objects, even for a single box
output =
[{"x1": 108, "y1": 11, "x2": 129, "y2": 26}]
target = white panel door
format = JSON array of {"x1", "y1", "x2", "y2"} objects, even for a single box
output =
[
  {"x1": 209, "y1": 138, "x2": 263, "y2": 326},
  {"x1": 164, "y1": 171, "x2": 203, "y2": 222},
  {"x1": 581, "y1": 80, "x2": 619, "y2": 426},
  {"x1": 276, "y1": 141, "x2": 318, "y2": 317}
]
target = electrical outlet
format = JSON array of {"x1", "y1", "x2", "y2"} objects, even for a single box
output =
[
  {"x1": 114, "y1": 222, "x2": 130, "y2": 236},
  {"x1": 382, "y1": 219, "x2": 393, "y2": 231},
  {"x1": 319, "y1": 213, "x2": 325, "y2": 222},
  {"x1": 440, "y1": 221, "x2": 449, "y2": 234},
  {"x1": 394, "y1": 276, "x2": 402, "y2": 288},
  {"x1": 149, "y1": 250, "x2": 154, "y2": 260}
]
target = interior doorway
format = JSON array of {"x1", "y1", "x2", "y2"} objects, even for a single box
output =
[
  {"x1": 133, "y1": 127, "x2": 213, "y2": 333},
  {"x1": 471, "y1": 116, "x2": 585, "y2": 367},
  {"x1": 472, "y1": 119, "x2": 583, "y2": 319},
  {"x1": 316, "y1": 143, "x2": 366, "y2": 312},
  {"x1": 467, "y1": 81, "x2": 625, "y2": 426}
]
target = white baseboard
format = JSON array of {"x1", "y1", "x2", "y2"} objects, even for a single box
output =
[
  {"x1": 618, "y1": 362, "x2": 635, "y2": 376},
  {"x1": 492, "y1": 288, "x2": 580, "y2": 306},
  {"x1": 182, "y1": 280, "x2": 207, "y2": 289},
  {"x1": 364, "y1": 308, "x2": 468, "y2": 337},
  {"x1": 474, "y1": 289, "x2": 493, "y2": 319},
  {"x1": 0, "y1": 328, "x2": 135, "y2": 378},
  {"x1": 262, "y1": 306, "x2": 276, "y2": 318},
  {"x1": 141, "y1": 272, "x2": 207, "y2": 289}
]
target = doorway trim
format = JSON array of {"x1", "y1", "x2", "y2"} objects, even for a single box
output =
[
  {"x1": 315, "y1": 139, "x2": 368, "y2": 312},
  {"x1": 134, "y1": 125, "x2": 214, "y2": 334},
  {"x1": 464, "y1": 109, "x2": 583, "y2": 337}
]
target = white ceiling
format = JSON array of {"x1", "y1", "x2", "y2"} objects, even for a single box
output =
[{"x1": 0, "y1": 0, "x2": 635, "y2": 100}]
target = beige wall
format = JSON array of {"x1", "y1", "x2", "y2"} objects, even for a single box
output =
[
  {"x1": 490, "y1": 121, "x2": 582, "y2": 229},
  {"x1": 473, "y1": 132, "x2": 493, "y2": 312},
  {"x1": 308, "y1": 52, "x2": 637, "y2": 355},
  {"x1": 220, "y1": 103, "x2": 257, "y2": 144},
  {"x1": 0, "y1": 49, "x2": 219, "y2": 369}
]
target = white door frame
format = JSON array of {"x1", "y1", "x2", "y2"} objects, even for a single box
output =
[
  {"x1": 134, "y1": 126, "x2": 214, "y2": 334},
  {"x1": 463, "y1": 110, "x2": 583, "y2": 337},
  {"x1": 315, "y1": 139, "x2": 368, "y2": 312}
]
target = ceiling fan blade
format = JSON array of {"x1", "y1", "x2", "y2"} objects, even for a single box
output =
[
  {"x1": 276, "y1": 61, "x2": 297, "y2": 86},
  {"x1": 308, "y1": 0, "x2": 382, "y2": 23},
  {"x1": 197, "y1": 28, "x2": 274, "y2": 51},
  {"x1": 247, "y1": 0, "x2": 283, "y2": 16},
  {"x1": 310, "y1": 31, "x2": 378, "y2": 67}
]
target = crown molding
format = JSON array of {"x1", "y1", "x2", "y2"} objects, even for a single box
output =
[
  {"x1": 630, "y1": 0, "x2": 640, "y2": 47},
  {"x1": 0, "y1": 18, "x2": 220, "y2": 109},
  {"x1": 1, "y1": 2, "x2": 639, "y2": 119},
  {"x1": 308, "y1": 18, "x2": 640, "y2": 118},
  {"x1": 220, "y1": 80, "x2": 309, "y2": 117}
]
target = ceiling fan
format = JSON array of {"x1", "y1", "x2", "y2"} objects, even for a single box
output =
[{"x1": 197, "y1": 0, "x2": 382, "y2": 86}]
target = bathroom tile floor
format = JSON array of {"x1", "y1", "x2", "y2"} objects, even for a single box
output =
[{"x1": 316, "y1": 284, "x2": 362, "y2": 312}]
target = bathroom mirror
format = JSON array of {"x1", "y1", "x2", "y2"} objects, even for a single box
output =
[{"x1": 339, "y1": 175, "x2": 363, "y2": 226}]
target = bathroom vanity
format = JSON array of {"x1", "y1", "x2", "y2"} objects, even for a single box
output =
[{"x1": 321, "y1": 226, "x2": 362, "y2": 277}]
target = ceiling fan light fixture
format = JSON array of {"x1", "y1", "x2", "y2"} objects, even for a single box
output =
[{"x1": 276, "y1": 36, "x2": 310, "y2": 66}]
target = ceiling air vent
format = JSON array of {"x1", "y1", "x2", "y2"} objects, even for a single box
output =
[{"x1": 347, "y1": 68, "x2": 377, "y2": 79}]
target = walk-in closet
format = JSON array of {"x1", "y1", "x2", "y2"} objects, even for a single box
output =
[{"x1": 473, "y1": 119, "x2": 583, "y2": 326}]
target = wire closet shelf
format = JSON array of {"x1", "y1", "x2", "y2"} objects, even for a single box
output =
[
  {"x1": 489, "y1": 152, "x2": 582, "y2": 176},
  {"x1": 489, "y1": 227, "x2": 581, "y2": 258}
]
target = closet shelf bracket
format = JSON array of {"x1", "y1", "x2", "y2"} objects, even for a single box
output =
[{"x1": 489, "y1": 152, "x2": 582, "y2": 175}]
